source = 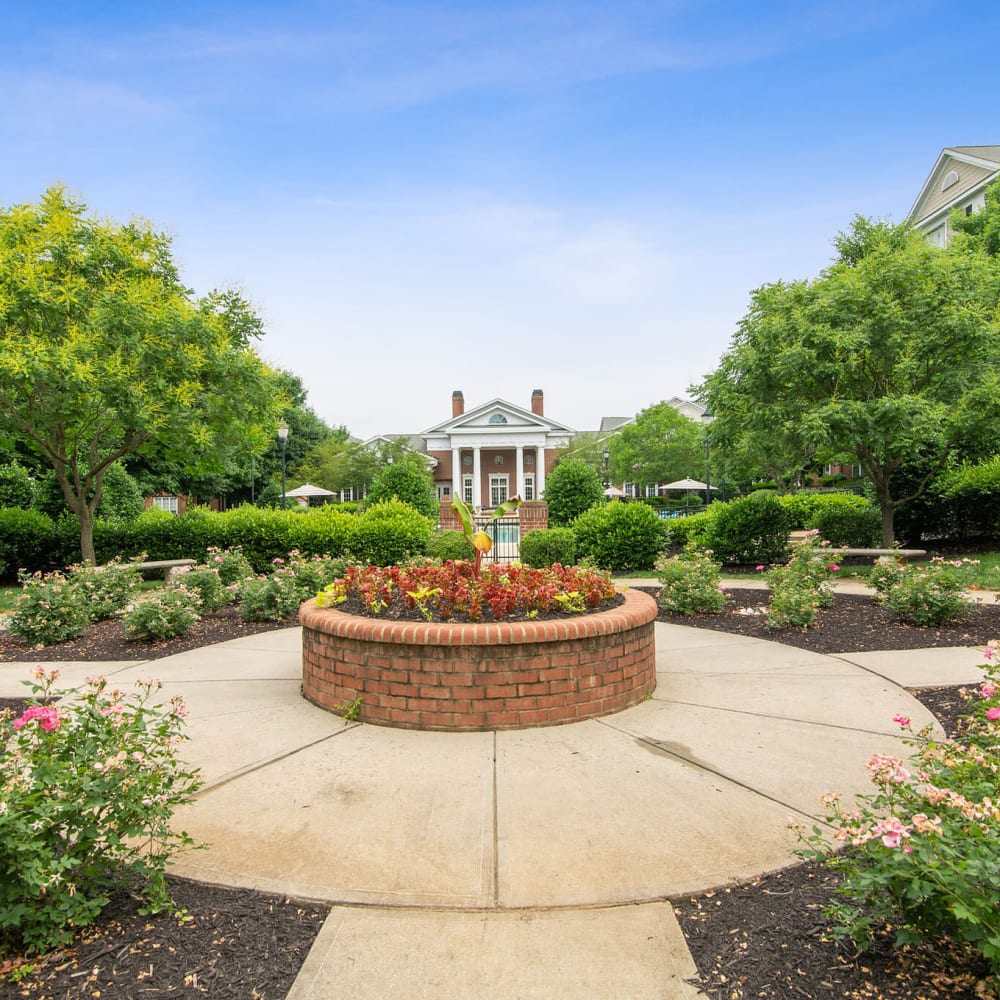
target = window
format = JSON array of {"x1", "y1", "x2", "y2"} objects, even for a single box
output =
[
  {"x1": 941, "y1": 169, "x2": 959, "y2": 191},
  {"x1": 524, "y1": 474, "x2": 535, "y2": 501},
  {"x1": 436, "y1": 484, "x2": 451, "y2": 500},
  {"x1": 966, "y1": 204, "x2": 974, "y2": 216},
  {"x1": 644, "y1": 484, "x2": 659, "y2": 498},
  {"x1": 463, "y1": 476, "x2": 474, "y2": 506},
  {"x1": 624, "y1": 482, "x2": 637, "y2": 498},
  {"x1": 152, "y1": 495, "x2": 179, "y2": 515},
  {"x1": 489, "y1": 474, "x2": 508, "y2": 507},
  {"x1": 488, "y1": 414, "x2": 507, "y2": 424},
  {"x1": 525, "y1": 452, "x2": 534, "y2": 465},
  {"x1": 340, "y1": 486, "x2": 355, "y2": 502}
]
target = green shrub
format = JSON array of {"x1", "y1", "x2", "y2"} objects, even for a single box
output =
[
  {"x1": 0, "y1": 462, "x2": 34, "y2": 509},
  {"x1": 7, "y1": 570, "x2": 92, "y2": 645},
  {"x1": 352, "y1": 499, "x2": 433, "y2": 566},
  {"x1": 426, "y1": 529, "x2": 472, "y2": 562},
  {"x1": 0, "y1": 670, "x2": 202, "y2": 955},
  {"x1": 572, "y1": 501, "x2": 666, "y2": 572},
  {"x1": 31, "y1": 463, "x2": 144, "y2": 521},
  {"x1": 867, "y1": 555, "x2": 909, "y2": 596},
  {"x1": 881, "y1": 557, "x2": 975, "y2": 626},
  {"x1": 518, "y1": 527, "x2": 577, "y2": 568},
  {"x1": 123, "y1": 587, "x2": 201, "y2": 640},
  {"x1": 0, "y1": 508, "x2": 57, "y2": 581},
  {"x1": 663, "y1": 510, "x2": 715, "y2": 551},
  {"x1": 655, "y1": 548, "x2": 726, "y2": 615},
  {"x1": 544, "y1": 459, "x2": 604, "y2": 526},
  {"x1": 364, "y1": 462, "x2": 440, "y2": 520},
  {"x1": 69, "y1": 560, "x2": 143, "y2": 622},
  {"x1": 811, "y1": 503, "x2": 880, "y2": 547},
  {"x1": 706, "y1": 491, "x2": 790, "y2": 566},
  {"x1": 175, "y1": 565, "x2": 230, "y2": 611}
]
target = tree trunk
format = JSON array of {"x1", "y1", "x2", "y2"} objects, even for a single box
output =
[
  {"x1": 880, "y1": 504, "x2": 895, "y2": 548},
  {"x1": 77, "y1": 506, "x2": 96, "y2": 565}
]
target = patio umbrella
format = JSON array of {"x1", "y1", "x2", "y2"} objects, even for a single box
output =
[
  {"x1": 660, "y1": 479, "x2": 716, "y2": 491},
  {"x1": 283, "y1": 483, "x2": 336, "y2": 498}
]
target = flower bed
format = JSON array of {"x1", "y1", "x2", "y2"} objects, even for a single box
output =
[{"x1": 301, "y1": 581, "x2": 658, "y2": 731}]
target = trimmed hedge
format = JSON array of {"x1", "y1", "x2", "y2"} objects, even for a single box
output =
[
  {"x1": 706, "y1": 491, "x2": 790, "y2": 565},
  {"x1": 0, "y1": 509, "x2": 58, "y2": 582},
  {"x1": 426, "y1": 530, "x2": 473, "y2": 562},
  {"x1": 663, "y1": 510, "x2": 715, "y2": 551},
  {"x1": 1, "y1": 501, "x2": 434, "y2": 576},
  {"x1": 518, "y1": 527, "x2": 577, "y2": 568},
  {"x1": 572, "y1": 501, "x2": 666, "y2": 572}
]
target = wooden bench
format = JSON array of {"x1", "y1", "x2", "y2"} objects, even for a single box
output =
[{"x1": 131, "y1": 559, "x2": 197, "y2": 582}]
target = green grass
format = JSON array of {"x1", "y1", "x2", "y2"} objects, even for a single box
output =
[{"x1": 0, "y1": 586, "x2": 18, "y2": 612}]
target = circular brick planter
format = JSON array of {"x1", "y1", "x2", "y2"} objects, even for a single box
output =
[{"x1": 300, "y1": 588, "x2": 658, "y2": 732}]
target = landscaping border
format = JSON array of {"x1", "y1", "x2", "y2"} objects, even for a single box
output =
[{"x1": 300, "y1": 588, "x2": 657, "y2": 731}]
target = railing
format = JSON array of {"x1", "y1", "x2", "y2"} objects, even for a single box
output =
[{"x1": 475, "y1": 514, "x2": 520, "y2": 562}]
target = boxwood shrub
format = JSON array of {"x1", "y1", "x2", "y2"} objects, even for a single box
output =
[
  {"x1": 0, "y1": 508, "x2": 58, "y2": 581},
  {"x1": 572, "y1": 501, "x2": 666, "y2": 572},
  {"x1": 350, "y1": 500, "x2": 433, "y2": 565},
  {"x1": 706, "y1": 491, "x2": 790, "y2": 565},
  {"x1": 518, "y1": 527, "x2": 577, "y2": 568},
  {"x1": 426, "y1": 529, "x2": 472, "y2": 562},
  {"x1": 662, "y1": 510, "x2": 715, "y2": 552}
]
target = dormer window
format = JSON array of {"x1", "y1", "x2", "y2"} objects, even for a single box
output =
[
  {"x1": 488, "y1": 414, "x2": 507, "y2": 424},
  {"x1": 941, "y1": 169, "x2": 960, "y2": 191}
]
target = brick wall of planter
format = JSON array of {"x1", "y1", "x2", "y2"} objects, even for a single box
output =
[{"x1": 300, "y1": 588, "x2": 657, "y2": 731}]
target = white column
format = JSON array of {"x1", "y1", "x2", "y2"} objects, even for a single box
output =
[
  {"x1": 472, "y1": 447, "x2": 482, "y2": 510},
  {"x1": 452, "y1": 447, "x2": 461, "y2": 499},
  {"x1": 515, "y1": 445, "x2": 524, "y2": 500},
  {"x1": 536, "y1": 446, "x2": 546, "y2": 497}
]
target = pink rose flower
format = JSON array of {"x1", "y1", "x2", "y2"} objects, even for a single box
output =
[
  {"x1": 892, "y1": 714, "x2": 910, "y2": 727},
  {"x1": 13, "y1": 705, "x2": 60, "y2": 732},
  {"x1": 986, "y1": 707, "x2": 1000, "y2": 722}
]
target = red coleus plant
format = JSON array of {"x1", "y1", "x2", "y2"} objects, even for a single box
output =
[{"x1": 315, "y1": 561, "x2": 618, "y2": 622}]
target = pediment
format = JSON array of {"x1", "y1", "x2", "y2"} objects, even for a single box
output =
[
  {"x1": 909, "y1": 147, "x2": 1000, "y2": 227},
  {"x1": 422, "y1": 397, "x2": 574, "y2": 437}
]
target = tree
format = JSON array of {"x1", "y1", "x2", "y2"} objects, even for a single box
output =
[
  {"x1": 609, "y1": 402, "x2": 705, "y2": 489},
  {"x1": 364, "y1": 460, "x2": 440, "y2": 520},
  {"x1": 699, "y1": 220, "x2": 1000, "y2": 544},
  {"x1": 0, "y1": 186, "x2": 281, "y2": 562},
  {"x1": 543, "y1": 458, "x2": 604, "y2": 526},
  {"x1": 950, "y1": 177, "x2": 1000, "y2": 257}
]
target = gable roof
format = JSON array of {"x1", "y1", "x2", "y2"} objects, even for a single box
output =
[
  {"x1": 421, "y1": 397, "x2": 574, "y2": 438},
  {"x1": 908, "y1": 145, "x2": 1000, "y2": 228}
]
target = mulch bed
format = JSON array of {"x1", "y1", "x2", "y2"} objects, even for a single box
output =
[
  {"x1": 2, "y1": 590, "x2": 998, "y2": 998},
  {"x1": 646, "y1": 585, "x2": 1000, "y2": 653}
]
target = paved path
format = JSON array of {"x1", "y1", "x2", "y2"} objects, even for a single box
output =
[{"x1": 1, "y1": 622, "x2": 991, "y2": 999}]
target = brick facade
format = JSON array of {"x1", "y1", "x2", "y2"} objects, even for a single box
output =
[{"x1": 300, "y1": 588, "x2": 657, "y2": 732}]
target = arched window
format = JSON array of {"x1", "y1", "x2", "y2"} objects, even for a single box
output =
[
  {"x1": 488, "y1": 414, "x2": 507, "y2": 424},
  {"x1": 941, "y1": 169, "x2": 960, "y2": 192}
]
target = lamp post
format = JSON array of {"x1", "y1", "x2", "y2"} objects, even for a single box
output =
[
  {"x1": 602, "y1": 448, "x2": 610, "y2": 490},
  {"x1": 277, "y1": 419, "x2": 289, "y2": 510},
  {"x1": 701, "y1": 411, "x2": 714, "y2": 508}
]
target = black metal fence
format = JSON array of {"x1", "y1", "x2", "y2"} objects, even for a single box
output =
[{"x1": 477, "y1": 515, "x2": 520, "y2": 563}]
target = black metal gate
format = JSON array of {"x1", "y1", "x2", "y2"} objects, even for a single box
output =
[{"x1": 477, "y1": 515, "x2": 520, "y2": 563}]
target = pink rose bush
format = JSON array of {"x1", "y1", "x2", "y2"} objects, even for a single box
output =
[
  {"x1": 0, "y1": 668, "x2": 202, "y2": 956},
  {"x1": 795, "y1": 646, "x2": 1000, "y2": 977}
]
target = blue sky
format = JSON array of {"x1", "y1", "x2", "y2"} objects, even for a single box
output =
[{"x1": 3, "y1": 0, "x2": 998, "y2": 438}]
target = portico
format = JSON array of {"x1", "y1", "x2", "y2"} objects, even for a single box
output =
[{"x1": 423, "y1": 390, "x2": 572, "y2": 510}]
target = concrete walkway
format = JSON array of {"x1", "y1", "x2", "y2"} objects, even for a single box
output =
[{"x1": 0, "y1": 622, "x2": 992, "y2": 999}]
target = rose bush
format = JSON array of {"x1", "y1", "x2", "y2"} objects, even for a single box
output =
[
  {"x1": 795, "y1": 644, "x2": 1000, "y2": 980},
  {"x1": 0, "y1": 669, "x2": 203, "y2": 956}
]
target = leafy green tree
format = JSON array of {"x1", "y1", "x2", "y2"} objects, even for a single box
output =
[
  {"x1": 609, "y1": 402, "x2": 705, "y2": 489},
  {"x1": 559, "y1": 431, "x2": 615, "y2": 482},
  {"x1": 543, "y1": 458, "x2": 604, "y2": 526},
  {"x1": 699, "y1": 220, "x2": 1000, "y2": 544},
  {"x1": 950, "y1": 177, "x2": 1000, "y2": 257},
  {"x1": 0, "y1": 186, "x2": 280, "y2": 562},
  {"x1": 364, "y1": 461, "x2": 439, "y2": 520}
]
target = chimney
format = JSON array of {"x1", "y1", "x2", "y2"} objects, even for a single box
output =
[
  {"x1": 452, "y1": 390, "x2": 465, "y2": 417},
  {"x1": 531, "y1": 389, "x2": 544, "y2": 416}
]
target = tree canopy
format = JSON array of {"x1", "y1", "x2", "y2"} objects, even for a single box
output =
[
  {"x1": 698, "y1": 218, "x2": 1000, "y2": 543},
  {"x1": 609, "y1": 402, "x2": 705, "y2": 489},
  {"x1": 0, "y1": 186, "x2": 281, "y2": 561},
  {"x1": 544, "y1": 458, "x2": 604, "y2": 526}
]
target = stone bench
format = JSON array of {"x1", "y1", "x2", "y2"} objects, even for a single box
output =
[
  {"x1": 131, "y1": 559, "x2": 197, "y2": 582},
  {"x1": 833, "y1": 547, "x2": 926, "y2": 564}
]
